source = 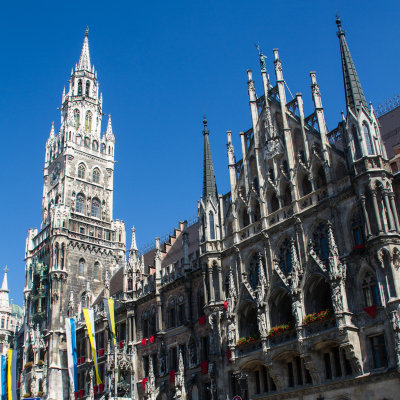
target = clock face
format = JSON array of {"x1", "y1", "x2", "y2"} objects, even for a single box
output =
[{"x1": 50, "y1": 162, "x2": 61, "y2": 185}]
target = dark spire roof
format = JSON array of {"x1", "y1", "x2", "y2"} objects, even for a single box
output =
[
  {"x1": 336, "y1": 15, "x2": 368, "y2": 111},
  {"x1": 202, "y1": 116, "x2": 218, "y2": 199}
]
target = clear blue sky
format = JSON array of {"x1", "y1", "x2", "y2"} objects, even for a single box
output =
[{"x1": 0, "y1": 0, "x2": 399, "y2": 306}]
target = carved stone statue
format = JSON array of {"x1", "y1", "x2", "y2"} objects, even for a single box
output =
[{"x1": 227, "y1": 319, "x2": 236, "y2": 347}]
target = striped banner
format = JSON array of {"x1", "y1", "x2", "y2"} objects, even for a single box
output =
[
  {"x1": 65, "y1": 318, "x2": 78, "y2": 394},
  {"x1": 7, "y1": 349, "x2": 16, "y2": 400},
  {"x1": 0, "y1": 355, "x2": 6, "y2": 400},
  {"x1": 83, "y1": 309, "x2": 102, "y2": 385},
  {"x1": 103, "y1": 299, "x2": 116, "y2": 347},
  {"x1": 103, "y1": 298, "x2": 118, "y2": 382}
]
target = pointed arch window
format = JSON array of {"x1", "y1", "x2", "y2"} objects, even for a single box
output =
[
  {"x1": 313, "y1": 223, "x2": 329, "y2": 260},
  {"x1": 78, "y1": 164, "x2": 85, "y2": 179},
  {"x1": 352, "y1": 215, "x2": 364, "y2": 247},
  {"x1": 77, "y1": 80, "x2": 82, "y2": 96},
  {"x1": 91, "y1": 198, "x2": 100, "y2": 218},
  {"x1": 85, "y1": 81, "x2": 90, "y2": 97},
  {"x1": 209, "y1": 211, "x2": 215, "y2": 240},
  {"x1": 78, "y1": 258, "x2": 85, "y2": 276},
  {"x1": 76, "y1": 194, "x2": 85, "y2": 214},
  {"x1": 362, "y1": 272, "x2": 381, "y2": 307},
  {"x1": 93, "y1": 261, "x2": 100, "y2": 280},
  {"x1": 85, "y1": 111, "x2": 92, "y2": 133},
  {"x1": 74, "y1": 109, "x2": 80, "y2": 130},
  {"x1": 279, "y1": 238, "x2": 292, "y2": 275},
  {"x1": 92, "y1": 168, "x2": 100, "y2": 184},
  {"x1": 363, "y1": 123, "x2": 374, "y2": 155},
  {"x1": 248, "y1": 254, "x2": 265, "y2": 290}
]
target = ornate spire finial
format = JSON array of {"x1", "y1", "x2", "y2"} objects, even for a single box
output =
[
  {"x1": 78, "y1": 27, "x2": 91, "y2": 71},
  {"x1": 202, "y1": 115, "x2": 209, "y2": 135},
  {"x1": 336, "y1": 14, "x2": 344, "y2": 35},
  {"x1": 4, "y1": 266, "x2": 7, "y2": 274},
  {"x1": 85, "y1": 26, "x2": 89, "y2": 37}
]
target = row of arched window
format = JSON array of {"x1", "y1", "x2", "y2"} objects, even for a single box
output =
[
  {"x1": 77, "y1": 163, "x2": 101, "y2": 183},
  {"x1": 75, "y1": 194, "x2": 100, "y2": 218},
  {"x1": 78, "y1": 258, "x2": 101, "y2": 280},
  {"x1": 76, "y1": 79, "x2": 91, "y2": 97},
  {"x1": 74, "y1": 109, "x2": 92, "y2": 133}
]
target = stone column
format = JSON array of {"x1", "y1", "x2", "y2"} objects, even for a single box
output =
[
  {"x1": 208, "y1": 265, "x2": 215, "y2": 302},
  {"x1": 202, "y1": 270, "x2": 208, "y2": 305},
  {"x1": 383, "y1": 190, "x2": 395, "y2": 231},
  {"x1": 360, "y1": 195, "x2": 372, "y2": 237},
  {"x1": 389, "y1": 193, "x2": 400, "y2": 231},
  {"x1": 371, "y1": 190, "x2": 383, "y2": 233},
  {"x1": 217, "y1": 265, "x2": 223, "y2": 301}
]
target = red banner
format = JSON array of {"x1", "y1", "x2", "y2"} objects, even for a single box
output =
[{"x1": 364, "y1": 304, "x2": 377, "y2": 318}]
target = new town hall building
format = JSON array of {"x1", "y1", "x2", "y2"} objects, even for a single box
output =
[{"x1": 19, "y1": 17, "x2": 400, "y2": 400}]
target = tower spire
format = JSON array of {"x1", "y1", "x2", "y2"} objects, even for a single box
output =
[
  {"x1": 336, "y1": 15, "x2": 368, "y2": 111},
  {"x1": 1, "y1": 267, "x2": 8, "y2": 292},
  {"x1": 77, "y1": 26, "x2": 91, "y2": 71},
  {"x1": 202, "y1": 116, "x2": 217, "y2": 199}
]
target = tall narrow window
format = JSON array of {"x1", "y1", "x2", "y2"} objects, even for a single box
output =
[
  {"x1": 209, "y1": 211, "x2": 215, "y2": 240},
  {"x1": 76, "y1": 194, "x2": 85, "y2": 214},
  {"x1": 78, "y1": 259, "x2": 85, "y2": 275},
  {"x1": 78, "y1": 164, "x2": 85, "y2": 179},
  {"x1": 74, "y1": 109, "x2": 80, "y2": 130},
  {"x1": 91, "y1": 198, "x2": 100, "y2": 218},
  {"x1": 85, "y1": 81, "x2": 90, "y2": 97},
  {"x1": 85, "y1": 111, "x2": 92, "y2": 133},
  {"x1": 352, "y1": 216, "x2": 363, "y2": 246},
  {"x1": 362, "y1": 272, "x2": 381, "y2": 307},
  {"x1": 370, "y1": 334, "x2": 387, "y2": 369},
  {"x1": 92, "y1": 168, "x2": 100, "y2": 184},
  {"x1": 313, "y1": 223, "x2": 329, "y2": 260},
  {"x1": 352, "y1": 126, "x2": 362, "y2": 159},
  {"x1": 93, "y1": 261, "x2": 100, "y2": 280},
  {"x1": 77, "y1": 79, "x2": 82, "y2": 96},
  {"x1": 279, "y1": 238, "x2": 292, "y2": 275},
  {"x1": 363, "y1": 124, "x2": 374, "y2": 155}
]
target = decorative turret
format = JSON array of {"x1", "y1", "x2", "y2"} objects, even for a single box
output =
[{"x1": 199, "y1": 116, "x2": 221, "y2": 244}]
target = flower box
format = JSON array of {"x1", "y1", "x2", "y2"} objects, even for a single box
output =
[
  {"x1": 141, "y1": 338, "x2": 147, "y2": 346},
  {"x1": 236, "y1": 334, "x2": 260, "y2": 346},
  {"x1": 24, "y1": 362, "x2": 33, "y2": 370},
  {"x1": 37, "y1": 392, "x2": 43, "y2": 398},
  {"x1": 23, "y1": 394, "x2": 31, "y2": 399},
  {"x1": 37, "y1": 360, "x2": 44, "y2": 366},
  {"x1": 98, "y1": 348, "x2": 104, "y2": 357},
  {"x1": 80, "y1": 356, "x2": 85, "y2": 364},
  {"x1": 267, "y1": 322, "x2": 294, "y2": 338},
  {"x1": 149, "y1": 335, "x2": 155, "y2": 344},
  {"x1": 303, "y1": 309, "x2": 333, "y2": 325},
  {"x1": 142, "y1": 378, "x2": 148, "y2": 389}
]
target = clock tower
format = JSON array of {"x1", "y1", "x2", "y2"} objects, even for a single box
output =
[{"x1": 22, "y1": 28, "x2": 126, "y2": 400}]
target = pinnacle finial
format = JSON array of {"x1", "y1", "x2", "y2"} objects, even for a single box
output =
[
  {"x1": 202, "y1": 115, "x2": 209, "y2": 135},
  {"x1": 85, "y1": 26, "x2": 89, "y2": 37},
  {"x1": 4, "y1": 266, "x2": 7, "y2": 274},
  {"x1": 336, "y1": 14, "x2": 344, "y2": 35}
]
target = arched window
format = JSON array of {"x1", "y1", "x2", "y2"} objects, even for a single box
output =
[
  {"x1": 352, "y1": 126, "x2": 362, "y2": 159},
  {"x1": 270, "y1": 290, "x2": 293, "y2": 326},
  {"x1": 81, "y1": 291, "x2": 90, "y2": 309},
  {"x1": 209, "y1": 211, "x2": 215, "y2": 239},
  {"x1": 279, "y1": 238, "x2": 292, "y2": 275},
  {"x1": 78, "y1": 259, "x2": 85, "y2": 275},
  {"x1": 363, "y1": 123, "x2": 374, "y2": 155},
  {"x1": 352, "y1": 215, "x2": 363, "y2": 247},
  {"x1": 85, "y1": 111, "x2": 92, "y2": 133},
  {"x1": 74, "y1": 109, "x2": 80, "y2": 130},
  {"x1": 92, "y1": 168, "x2": 100, "y2": 184},
  {"x1": 76, "y1": 194, "x2": 85, "y2": 214},
  {"x1": 78, "y1": 164, "x2": 85, "y2": 179},
  {"x1": 93, "y1": 261, "x2": 100, "y2": 280},
  {"x1": 92, "y1": 140, "x2": 98, "y2": 151},
  {"x1": 84, "y1": 137, "x2": 90, "y2": 147},
  {"x1": 85, "y1": 81, "x2": 90, "y2": 97},
  {"x1": 248, "y1": 254, "x2": 265, "y2": 290},
  {"x1": 301, "y1": 175, "x2": 312, "y2": 196},
  {"x1": 77, "y1": 79, "x2": 82, "y2": 96},
  {"x1": 167, "y1": 298, "x2": 176, "y2": 329},
  {"x1": 91, "y1": 198, "x2": 100, "y2": 218},
  {"x1": 270, "y1": 193, "x2": 279, "y2": 212},
  {"x1": 313, "y1": 223, "x2": 329, "y2": 260},
  {"x1": 283, "y1": 186, "x2": 292, "y2": 207},
  {"x1": 242, "y1": 208, "x2": 250, "y2": 227},
  {"x1": 316, "y1": 167, "x2": 327, "y2": 189},
  {"x1": 362, "y1": 272, "x2": 381, "y2": 307}
]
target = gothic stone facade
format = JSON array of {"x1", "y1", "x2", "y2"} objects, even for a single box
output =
[
  {"x1": 20, "y1": 30, "x2": 126, "y2": 400},
  {"x1": 20, "y1": 17, "x2": 400, "y2": 400}
]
